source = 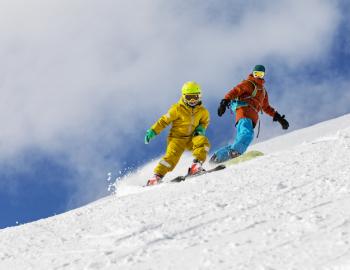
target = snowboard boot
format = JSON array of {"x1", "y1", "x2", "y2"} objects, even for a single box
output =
[
  {"x1": 209, "y1": 149, "x2": 241, "y2": 164},
  {"x1": 146, "y1": 174, "x2": 163, "y2": 186},
  {"x1": 209, "y1": 153, "x2": 218, "y2": 164},
  {"x1": 229, "y1": 150, "x2": 241, "y2": 159},
  {"x1": 188, "y1": 159, "x2": 205, "y2": 176}
]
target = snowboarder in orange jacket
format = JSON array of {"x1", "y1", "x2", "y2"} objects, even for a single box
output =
[{"x1": 210, "y1": 65, "x2": 289, "y2": 163}]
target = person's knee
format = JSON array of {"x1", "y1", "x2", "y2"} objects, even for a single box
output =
[
  {"x1": 163, "y1": 150, "x2": 182, "y2": 168},
  {"x1": 157, "y1": 139, "x2": 186, "y2": 174},
  {"x1": 155, "y1": 153, "x2": 180, "y2": 175}
]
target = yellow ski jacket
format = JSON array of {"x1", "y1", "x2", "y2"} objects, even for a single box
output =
[{"x1": 151, "y1": 99, "x2": 210, "y2": 138}]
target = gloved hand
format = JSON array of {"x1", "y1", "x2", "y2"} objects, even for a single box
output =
[
  {"x1": 273, "y1": 112, "x2": 289, "y2": 130},
  {"x1": 144, "y1": 129, "x2": 156, "y2": 144},
  {"x1": 193, "y1": 125, "x2": 206, "y2": 136},
  {"x1": 217, "y1": 99, "x2": 231, "y2": 117}
]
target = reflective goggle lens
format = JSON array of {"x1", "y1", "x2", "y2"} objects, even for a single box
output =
[
  {"x1": 253, "y1": 71, "x2": 265, "y2": 78},
  {"x1": 184, "y1": 94, "x2": 200, "y2": 101}
]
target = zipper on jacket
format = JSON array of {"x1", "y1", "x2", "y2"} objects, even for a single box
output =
[{"x1": 188, "y1": 108, "x2": 195, "y2": 135}]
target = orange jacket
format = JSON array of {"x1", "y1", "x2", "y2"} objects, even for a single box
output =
[{"x1": 224, "y1": 74, "x2": 276, "y2": 127}]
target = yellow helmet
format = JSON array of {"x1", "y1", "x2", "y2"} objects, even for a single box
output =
[
  {"x1": 181, "y1": 81, "x2": 201, "y2": 95},
  {"x1": 181, "y1": 81, "x2": 202, "y2": 107}
]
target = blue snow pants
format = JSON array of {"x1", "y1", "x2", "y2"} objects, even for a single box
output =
[{"x1": 213, "y1": 118, "x2": 254, "y2": 162}]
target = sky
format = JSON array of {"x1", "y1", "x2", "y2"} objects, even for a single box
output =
[{"x1": 0, "y1": 0, "x2": 350, "y2": 229}]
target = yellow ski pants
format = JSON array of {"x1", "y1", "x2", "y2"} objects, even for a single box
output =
[{"x1": 154, "y1": 135, "x2": 210, "y2": 176}]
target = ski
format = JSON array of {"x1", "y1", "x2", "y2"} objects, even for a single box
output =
[
  {"x1": 145, "y1": 151, "x2": 263, "y2": 187},
  {"x1": 170, "y1": 164, "x2": 226, "y2": 183}
]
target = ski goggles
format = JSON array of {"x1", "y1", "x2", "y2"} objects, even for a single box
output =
[
  {"x1": 253, "y1": 71, "x2": 265, "y2": 78},
  {"x1": 184, "y1": 94, "x2": 201, "y2": 102}
]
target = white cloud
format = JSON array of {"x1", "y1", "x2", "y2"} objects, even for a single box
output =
[{"x1": 0, "y1": 0, "x2": 344, "y2": 206}]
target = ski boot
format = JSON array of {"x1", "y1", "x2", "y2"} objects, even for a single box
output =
[
  {"x1": 146, "y1": 174, "x2": 163, "y2": 186},
  {"x1": 188, "y1": 159, "x2": 205, "y2": 176}
]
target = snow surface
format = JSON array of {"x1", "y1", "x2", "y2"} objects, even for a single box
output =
[{"x1": 1, "y1": 114, "x2": 350, "y2": 270}]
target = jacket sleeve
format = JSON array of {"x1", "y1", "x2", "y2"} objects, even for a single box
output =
[
  {"x1": 224, "y1": 81, "x2": 251, "y2": 100},
  {"x1": 262, "y1": 91, "x2": 276, "y2": 117},
  {"x1": 151, "y1": 104, "x2": 178, "y2": 134},
  {"x1": 199, "y1": 108, "x2": 210, "y2": 129}
]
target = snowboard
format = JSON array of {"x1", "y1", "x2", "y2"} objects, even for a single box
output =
[
  {"x1": 224, "y1": 150, "x2": 264, "y2": 166},
  {"x1": 170, "y1": 164, "x2": 226, "y2": 183}
]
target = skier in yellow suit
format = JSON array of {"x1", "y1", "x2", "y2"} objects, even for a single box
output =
[{"x1": 145, "y1": 81, "x2": 210, "y2": 186}]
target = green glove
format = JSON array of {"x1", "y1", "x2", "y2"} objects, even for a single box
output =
[
  {"x1": 144, "y1": 129, "x2": 156, "y2": 144},
  {"x1": 193, "y1": 125, "x2": 206, "y2": 136}
]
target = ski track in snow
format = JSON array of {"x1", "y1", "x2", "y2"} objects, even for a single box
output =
[{"x1": 1, "y1": 115, "x2": 350, "y2": 269}]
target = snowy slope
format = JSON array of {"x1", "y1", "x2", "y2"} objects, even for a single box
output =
[{"x1": 1, "y1": 114, "x2": 350, "y2": 270}]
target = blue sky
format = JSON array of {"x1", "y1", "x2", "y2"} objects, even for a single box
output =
[{"x1": 1, "y1": 0, "x2": 350, "y2": 229}]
